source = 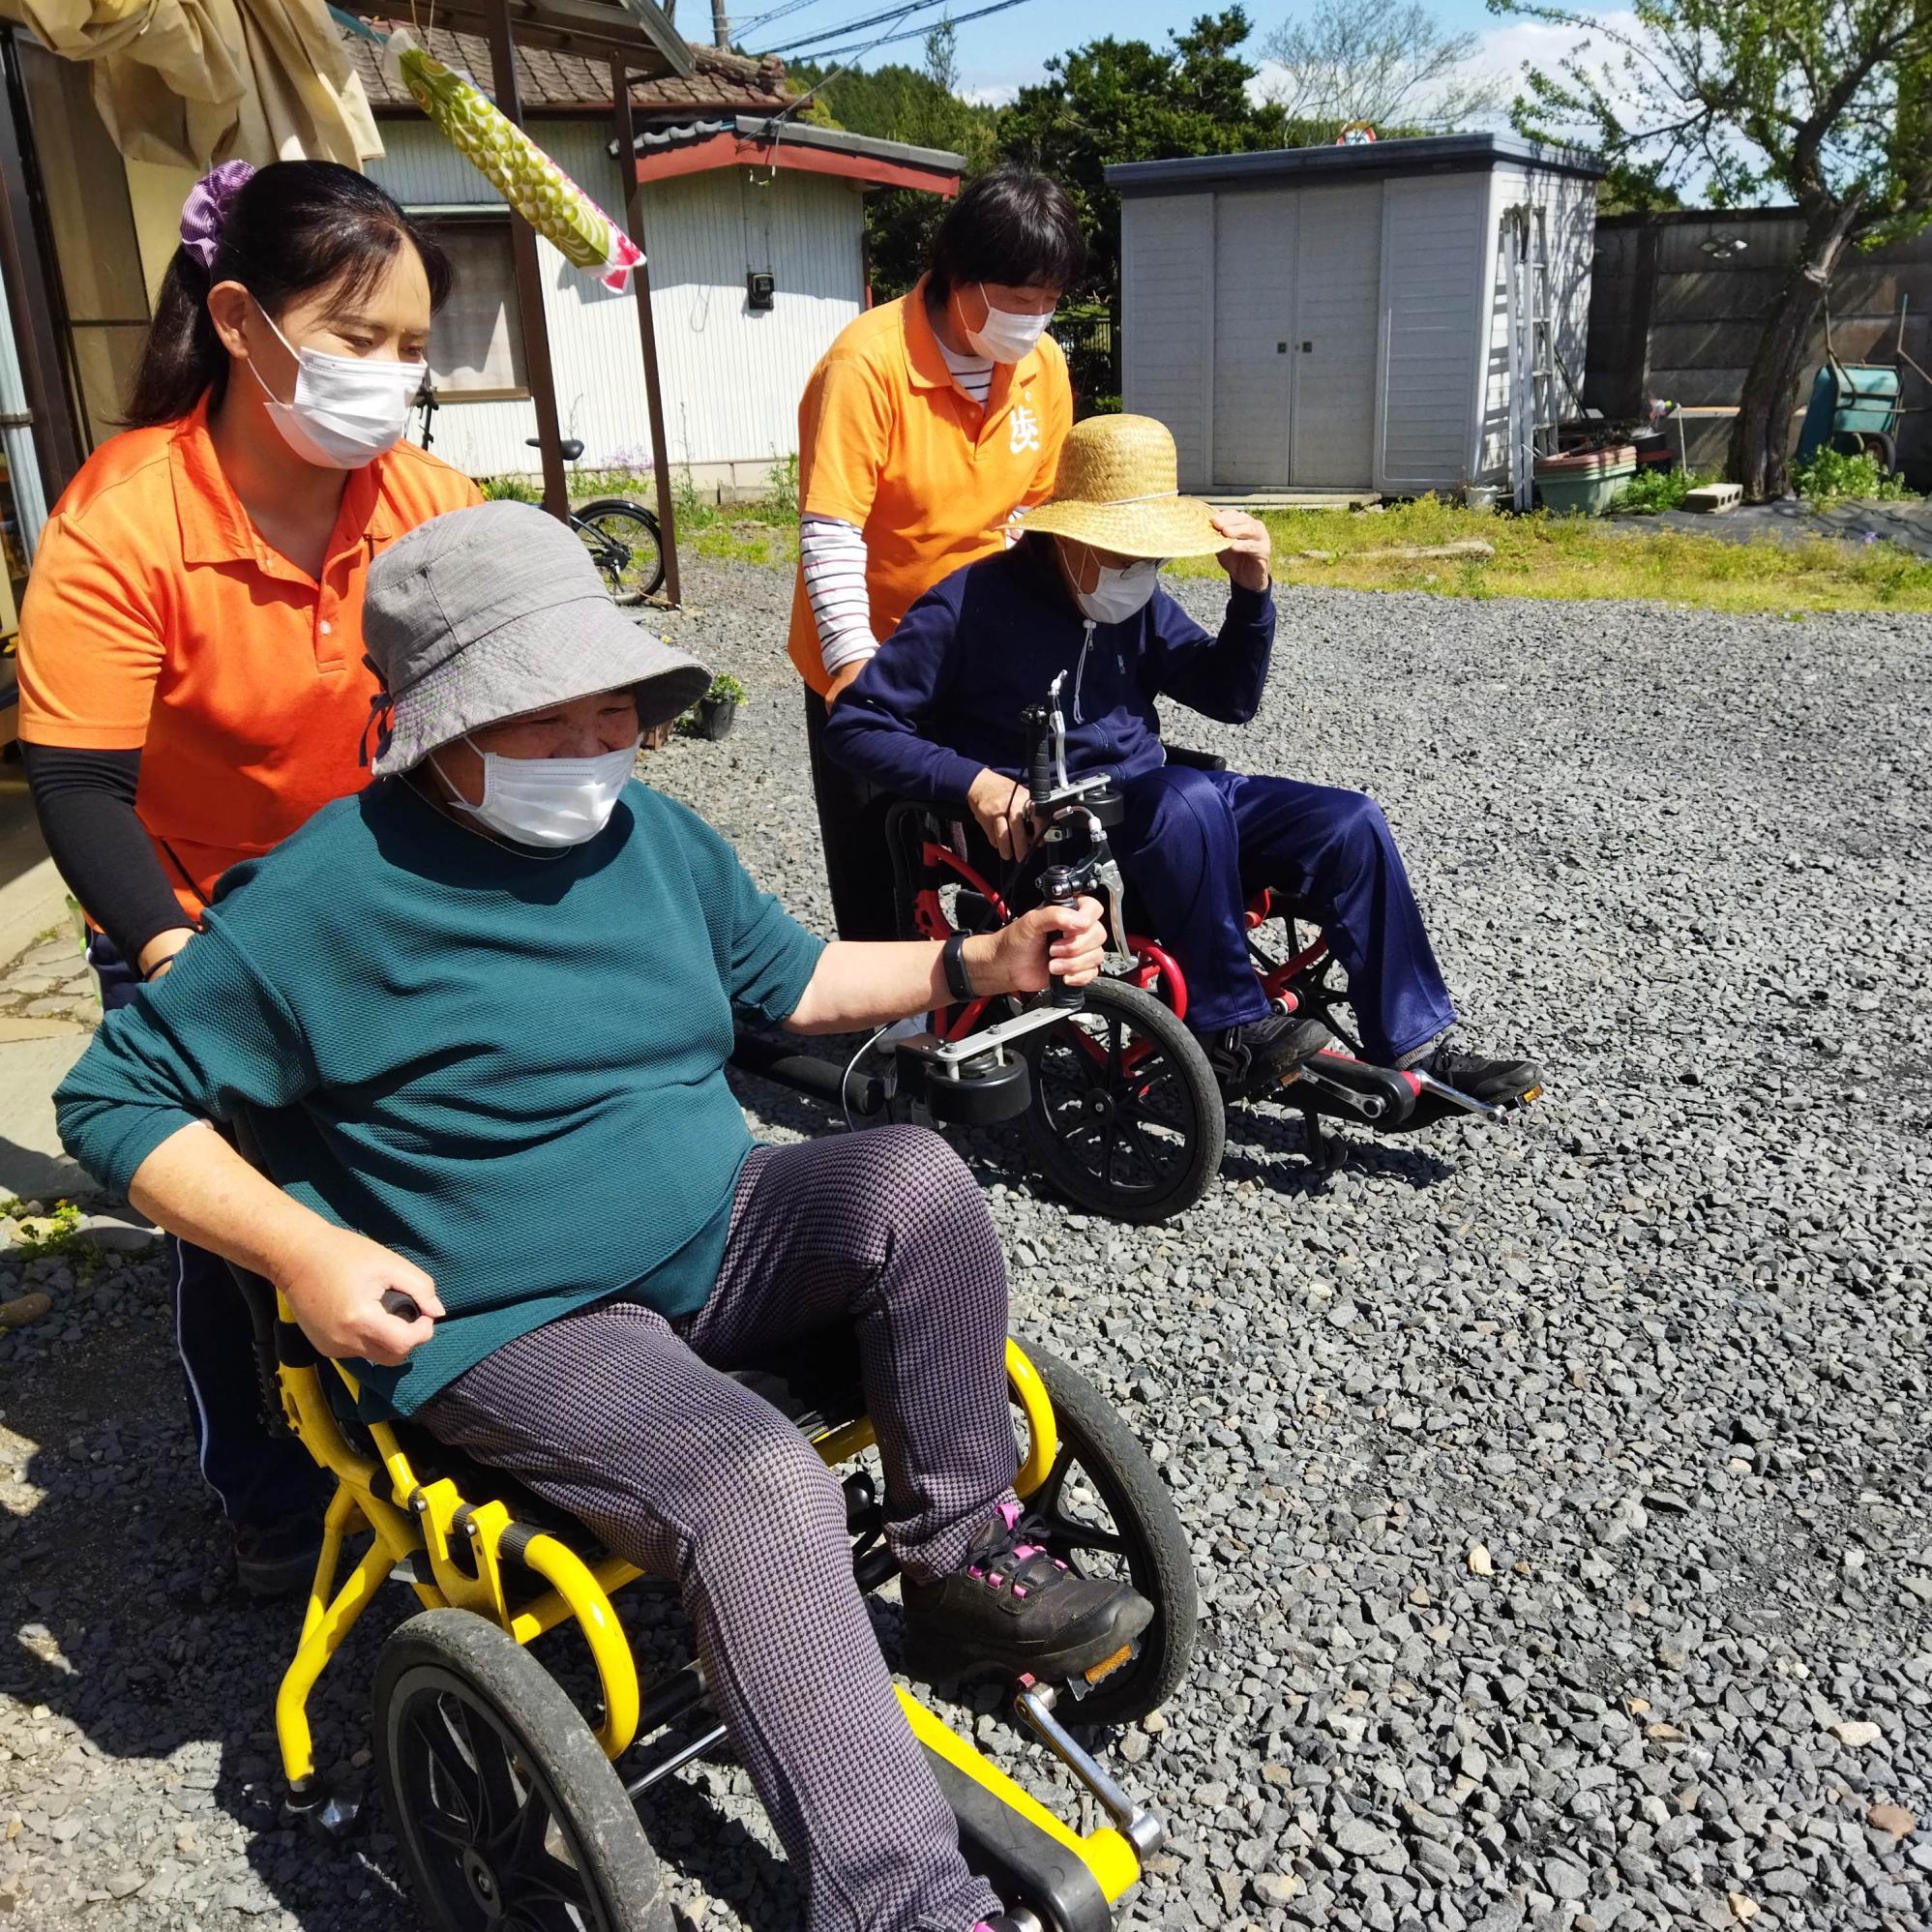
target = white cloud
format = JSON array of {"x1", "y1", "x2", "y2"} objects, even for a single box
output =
[
  {"x1": 962, "y1": 81, "x2": 1023, "y2": 107},
  {"x1": 1467, "y1": 9, "x2": 1643, "y2": 117}
]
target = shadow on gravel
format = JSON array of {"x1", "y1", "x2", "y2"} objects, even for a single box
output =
[
  {"x1": 0, "y1": 1309, "x2": 417, "y2": 1929},
  {"x1": 0, "y1": 1262, "x2": 939, "y2": 1932}
]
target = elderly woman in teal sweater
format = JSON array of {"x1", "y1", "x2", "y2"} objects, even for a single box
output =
[{"x1": 53, "y1": 501, "x2": 1149, "y2": 1932}]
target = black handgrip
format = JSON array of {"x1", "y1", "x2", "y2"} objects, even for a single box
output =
[
  {"x1": 1038, "y1": 863, "x2": 1087, "y2": 1010},
  {"x1": 1024, "y1": 703, "x2": 1055, "y2": 807},
  {"x1": 381, "y1": 1288, "x2": 425, "y2": 1323}
]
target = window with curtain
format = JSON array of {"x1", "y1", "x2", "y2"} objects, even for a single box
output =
[{"x1": 417, "y1": 215, "x2": 528, "y2": 401}]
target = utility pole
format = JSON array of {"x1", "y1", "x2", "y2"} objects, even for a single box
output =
[{"x1": 710, "y1": 1, "x2": 728, "y2": 48}]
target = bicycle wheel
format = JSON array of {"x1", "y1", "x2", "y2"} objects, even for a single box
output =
[
  {"x1": 575, "y1": 497, "x2": 666, "y2": 603},
  {"x1": 1018, "y1": 978, "x2": 1224, "y2": 1223}
]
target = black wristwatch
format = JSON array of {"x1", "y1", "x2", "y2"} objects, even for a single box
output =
[{"x1": 941, "y1": 931, "x2": 977, "y2": 1004}]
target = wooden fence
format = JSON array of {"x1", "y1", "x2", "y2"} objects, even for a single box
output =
[{"x1": 1584, "y1": 207, "x2": 1932, "y2": 486}]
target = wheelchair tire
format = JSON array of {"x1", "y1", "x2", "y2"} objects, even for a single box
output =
[
  {"x1": 373, "y1": 1609, "x2": 673, "y2": 1932},
  {"x1": 1018, "y1": 977, "x2": 1225, "y2": 1223},
  {"x1": 1016, "y1": 1343, "x2": 1199, "y2": 1727}
]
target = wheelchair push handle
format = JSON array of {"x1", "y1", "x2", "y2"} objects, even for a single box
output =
[{"x1": 381, "y1": 1288, "x2": 426, "y2": 1323}]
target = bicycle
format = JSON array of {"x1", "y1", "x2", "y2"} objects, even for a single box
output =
[{"x1": 411, "y1": 383, "x2": 667, "y2": 604}]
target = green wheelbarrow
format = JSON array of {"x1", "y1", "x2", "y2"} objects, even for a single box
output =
[{"x1": 1796, "y1": 359, "x2": 1902, "y2": 469}]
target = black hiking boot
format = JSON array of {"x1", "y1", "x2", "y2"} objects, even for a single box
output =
[
  {"x1": 1204, "y1": 1009, "x2": 1336, "y2": 1101},
  {"x1": 1411, "y1": 1039, "x2": 1543, "y2": 1109},
  {"x1": 902, "y1": 1503, "x2": 1152, "y2": 1686}
]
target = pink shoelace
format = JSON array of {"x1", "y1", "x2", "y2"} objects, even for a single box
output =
[{"x1": 962, "y1": 1501, "x2": 1066, "y2": 1600}]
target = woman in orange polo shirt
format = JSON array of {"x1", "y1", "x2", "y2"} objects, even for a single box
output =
[
  {"x1": 17, "y1": 159, "x2": 479, "y2": 1593},
  {"x1": 790, "y1": 164, "x2": 1085, "y2": 937}
]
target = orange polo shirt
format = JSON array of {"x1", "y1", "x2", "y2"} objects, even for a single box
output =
[
  {"x1": 787, "y1": 276, "x2": 1072, "y2": 697},
  {"x1": 18, "y1": 394, "x2": 479, "y2": 921}
]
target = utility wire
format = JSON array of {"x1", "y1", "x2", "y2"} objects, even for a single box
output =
[
  {"x1": 745, "y1": 0, "x2": 1035, "y2": 144},
  {"x1": 757, "y1": 0, "x2": 946, "y2": 59},
  {"x1": 734, "y1": 0, "x2": 837, "y2": 33},
  {"x1": 789, "y1": 0, "x2": 1035, "y2": 65}
]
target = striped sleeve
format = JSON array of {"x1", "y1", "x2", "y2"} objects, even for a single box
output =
[{"x1": 799, "y1": 516, "x2": 879, "y2": 677}]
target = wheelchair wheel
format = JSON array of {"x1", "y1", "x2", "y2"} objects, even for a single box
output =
[
  {"x1": 1019, "y1": 977, "x2": 1225, "y2": 1223},
  {"x1": 1016, "y1": 1343, "x2": 1199, "y2": 1727},
  {"x1": 374, "y1": 1609, "x2": 672, "y2": 1932}
]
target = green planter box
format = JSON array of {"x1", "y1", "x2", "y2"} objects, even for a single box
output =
[{"x1": 1536, "y1": 458, "x2": 1635, "y2": 518}]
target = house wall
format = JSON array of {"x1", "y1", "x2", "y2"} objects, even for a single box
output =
[
  {"x1": 1584, "y1": 209, "x2": 1932, "y2": 484},
  {"x1": 1374, "y1": 172, "x2": 1489, "y2": 493},
  {"x1": 366, "y1": 118, "x2": 866, "y2": 489}
]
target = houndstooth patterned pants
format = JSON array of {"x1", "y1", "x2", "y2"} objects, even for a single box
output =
[{"x1": 421, "y1": 1126, "x2": 1016, "y2": 1932}]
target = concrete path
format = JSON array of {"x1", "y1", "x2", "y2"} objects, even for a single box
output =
[{"x1": 0, "y1": 927, "x2": 97, "y2": 1204}]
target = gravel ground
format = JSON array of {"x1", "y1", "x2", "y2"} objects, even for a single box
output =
[{"x1": 1, "y1": 556, "x2": 1927, "y2": 1932}]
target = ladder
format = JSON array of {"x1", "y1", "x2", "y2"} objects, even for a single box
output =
[{"x1": 1505, "y1": 206, "x2": 1560, "y2": 511}]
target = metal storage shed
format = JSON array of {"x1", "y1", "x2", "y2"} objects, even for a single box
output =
[{"x1": 1108, "y1": 135, "x2": 1604, "y2": 504}]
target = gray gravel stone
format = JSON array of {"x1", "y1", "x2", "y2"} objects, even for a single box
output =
[{"x1": 3, "y1": 561, "x2": 1929, "y2": 1932}]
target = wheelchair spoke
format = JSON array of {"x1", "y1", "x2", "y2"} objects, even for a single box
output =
[
  {"x1": 418, "y1": 1695, "x2": 485, "y2": 1835},
  {"x1": 503, "y1": 1828, "x2": 597, "y2": 1928},
  {"x1": 454, "y1": 1700, "x2": 526, "y2": 1844},
  {"x1": 1026, "y1": 1446, "x2": 1133, "y2": 1563}
]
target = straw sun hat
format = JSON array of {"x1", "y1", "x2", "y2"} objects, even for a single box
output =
[{"x1": 1022, "y1": 414, "x2": 1225, "y2": 559}]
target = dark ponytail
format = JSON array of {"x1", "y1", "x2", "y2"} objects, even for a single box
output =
[{"x1": 124, "y1": 160, "x2": 453, "y2": 430}]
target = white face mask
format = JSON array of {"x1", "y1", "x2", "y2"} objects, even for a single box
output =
[
  {"x1": 244, "y1": 300, "x2": 424, "y2": 470},
  {"x1": 434, "y1": 737, "x2": 639, "y2": 849},
  {"x1": 1070, "y1": 554, "x2": 1160, "y2": 626},
  {"x1": 964, "y1": 284, "x2": 1054, "y2": 364}
]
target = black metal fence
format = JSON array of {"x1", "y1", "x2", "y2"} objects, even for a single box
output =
[{"x1": 1056, "y1": 303, "x2": 1119, "y2": 418}]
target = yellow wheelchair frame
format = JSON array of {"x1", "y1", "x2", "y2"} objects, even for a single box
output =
[{"x1": 262, "y1": 1278, "x2": 1174, "y2": 1932}]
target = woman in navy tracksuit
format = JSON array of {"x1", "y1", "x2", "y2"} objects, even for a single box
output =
[{"x1": 823, "y1": 414, "x2": 1538, "y2": 1109}]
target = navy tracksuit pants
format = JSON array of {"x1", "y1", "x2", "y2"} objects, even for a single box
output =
[{"x1": 1113, "y1": 764, "x2": 1458, "y2": 1060}]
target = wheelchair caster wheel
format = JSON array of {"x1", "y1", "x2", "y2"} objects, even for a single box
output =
[{"x1": 283, "y1": 1778, "x2": 362, "y2": 1844}]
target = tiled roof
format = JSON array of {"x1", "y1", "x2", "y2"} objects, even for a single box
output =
[{"x1": 344, "y1": 24, "x2": 794, "y2": 116}]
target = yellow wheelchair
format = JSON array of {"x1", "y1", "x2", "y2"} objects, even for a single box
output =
[{"x1": 230, "y1": 1251, "x2": 1198, "y2": 1932}]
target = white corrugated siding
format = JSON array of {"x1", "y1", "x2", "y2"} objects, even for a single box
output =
[
  {"x1": 1475, "y1": 164, "x2": 1599, "y2": 482},
  {"x1": 1120, "y1": 193, "x2": 1213, "y2": 490},
  {"x1": 366, "y1": 118, "x2": 864, "y2": 480},
  {"x1": 1376, "y1": 174, "x2": 1489, "y2": 491}
]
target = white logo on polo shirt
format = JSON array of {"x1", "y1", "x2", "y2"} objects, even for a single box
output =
[{"x1": 1010, "y1": 403, "x2": 1041, "y2": 456}]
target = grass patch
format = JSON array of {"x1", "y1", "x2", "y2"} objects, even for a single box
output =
[
  {"x1": 1165, "y1": 498, "x2": 1932, "y2": 614},
  {"x1": 1792, "y1": 447, "x2": 1917, "y2": 504},
  {"x1": 0, "y1": 1198, "x2": 82, "y2": 1260}
]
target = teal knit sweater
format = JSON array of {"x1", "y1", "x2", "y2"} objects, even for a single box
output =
[{"x1": 55, "y1": 778, "x2": 826, "y2": 1418}]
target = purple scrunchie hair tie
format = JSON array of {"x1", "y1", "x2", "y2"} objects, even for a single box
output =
[{"x1": 179, "y1": 160, "x2": 256, "y2": 270}]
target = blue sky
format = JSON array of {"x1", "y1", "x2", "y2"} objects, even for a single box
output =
[{"x1": 727, "y1": 0, "x2": 1608, "y2": 106}]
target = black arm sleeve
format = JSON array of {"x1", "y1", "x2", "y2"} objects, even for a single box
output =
[{"x1": 19, "y1": 743, "x2": 195, "y2": 969}]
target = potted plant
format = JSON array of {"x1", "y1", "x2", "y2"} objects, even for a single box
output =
[{"x1": 693, "y1": 672, "x2": 744, "y2": 741}]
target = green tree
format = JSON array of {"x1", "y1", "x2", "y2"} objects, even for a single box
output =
[
  {"x1": 996, "y1": 8, "x2": 1293, "y2": 321},
  {"x1": 1490, "y1": 0, "x2": 1932, "y2": 499}
]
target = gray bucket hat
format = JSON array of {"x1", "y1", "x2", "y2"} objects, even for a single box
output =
[{"x1": 362, "y1": 500, "x2": 711, "y2": 777}]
